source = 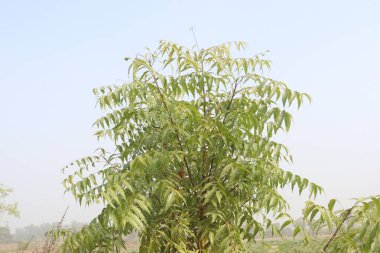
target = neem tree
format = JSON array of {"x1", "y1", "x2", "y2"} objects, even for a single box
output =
[{"x1": 60, "y1": 41, "x2": 322, "y2": 252}]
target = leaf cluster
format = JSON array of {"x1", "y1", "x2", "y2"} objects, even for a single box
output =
[{"x1": 304, "y1": 195, "x2": 380, "y2": 252}]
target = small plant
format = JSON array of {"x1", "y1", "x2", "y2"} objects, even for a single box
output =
[
  {"x1": 41, "y1": 207, "x2": 68, "y2": 253},
  {"x1": 304, "y1": 195, "x2": 380, "y2": 252}
]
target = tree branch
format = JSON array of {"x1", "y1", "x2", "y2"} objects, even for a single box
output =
[
  {"x1": 207, "y1": 78, "x2": 240, "y2": 179},
  {"x1": 151, "y1": 75, "x2": 196, "y2": 189},
  {"x1": 321, "y1": 207, "x2": 353, "y2": 253}
]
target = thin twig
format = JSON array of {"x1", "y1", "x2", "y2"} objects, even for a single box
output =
[{"x1": 190, "y1": 27, "x2": 200, "y2": 52}]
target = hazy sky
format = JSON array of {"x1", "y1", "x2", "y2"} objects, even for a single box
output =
[{"x1": 1, "y1": 0, "x2": 379, "y2": 230}]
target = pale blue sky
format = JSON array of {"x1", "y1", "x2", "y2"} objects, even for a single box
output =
[{"x1": 1, "y1": 0, "x2": 379, "y2": 229}]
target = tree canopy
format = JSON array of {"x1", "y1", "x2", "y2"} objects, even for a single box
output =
[{"x1": 60, "y1": 40, "x2": 322, "y2": 252}]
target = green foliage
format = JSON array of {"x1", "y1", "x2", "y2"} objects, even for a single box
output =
[
  {"x1": 59, "y1": 40, "x2": 320, "y2": 252},
  {"x1": 304, "y1": 195, "x2": 380, "y2": 252},
  {"x1": 0, "y1": 184, "x2": 19, "y2": 220}
]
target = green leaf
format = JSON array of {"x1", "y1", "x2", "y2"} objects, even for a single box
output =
[
  {"x1": 293, "y1": 226, "x2": 301, "y2": 238},
  {"x1": 284, "y1": 112, "x2": 292, "y2": 132},
  {"x1": 280, "y1": 220, "x2": 292, "y2": 230},
  {"x1": 328, "y1": 199, "x2": 336, "y2": 212}
]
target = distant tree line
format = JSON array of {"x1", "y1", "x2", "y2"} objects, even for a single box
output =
[{"x1": 0, "y1": 221, "x2": 86, "y2": 243}]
